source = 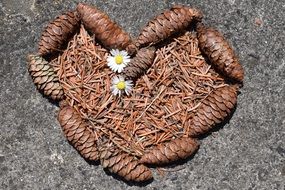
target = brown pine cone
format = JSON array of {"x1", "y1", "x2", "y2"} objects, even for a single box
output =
[
  {"x1": 139, "y1": 138, "x2": 199, "y2": 165},
  {"x1": 99, "y1": 144, "x2": 153, "y2": 182},
  {"x1": 58, "y1": 105, "x2": 99, "y2": 161},
  {"x1": 188, "y1": 85, "x2": 238, "y2": 137},
  {"x1": 27, "y1": 54, "x2": 64, "y2": 100},
  {"x1": 136, "y1": 5, "x2": 203, "y2": 48},
  {"x1": 197, "y1": 23, "x2": 244, "y2": 83},
  {"x1": 126, "y1": 43, "x2": 138, "y2": 56},
  {"x1": 76, "y1": 3, "x2": 132, "y2": 50},
  {"x1": 122, "y1": 46, "x2": 156, "y2": 80},
  {"x1": 38, "y1": 11, "x2": 80, "y2": 56}
]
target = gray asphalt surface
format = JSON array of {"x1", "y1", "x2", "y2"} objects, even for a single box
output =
[{"x1": 0, "y1": 0, "x2": 284, "y2": 189}]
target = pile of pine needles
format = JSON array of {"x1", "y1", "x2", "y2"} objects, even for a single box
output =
[{"x1": 51, "y1": 26, "x2": 227, "y2": 156}]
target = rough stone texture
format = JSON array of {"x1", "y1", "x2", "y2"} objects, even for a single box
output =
[{"x1": 0, "y1": 0, "x2": 284, "y2": 189}]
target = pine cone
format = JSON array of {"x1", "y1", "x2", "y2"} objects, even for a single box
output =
[
  {"x1": 122, "y1": 46, "x2": 156, "y2": 80},
  {"x1": 126, "y1": 43, "x2": 138, "y2": 55},
  {"x1": 76, "y1": 3, "x2": 132, "y2": 50},
  {"x1": 58, "y1": 105, "x2": 99, "y2": 161},
  {"x1": 27, "y1": 54, "x2": 64, "y2": 100},
  {"x1": 139, "y1": 138, "x2": 199, "y2": 165},
  {"x1": 99, "y1": 144, "x2": 153, "y2": 182},
  {"x1": 188, "y1": 85, "x2": 238, "y2": 137},
  {"x1": 38, "y1": 11, "x2": 80, "y2": 56},
  {"x1": 197, "y1": 23, "x2": 244, "y2": 83},
  {"x1": 136, "y1": 5, "x2": 203, "y2": 48}
]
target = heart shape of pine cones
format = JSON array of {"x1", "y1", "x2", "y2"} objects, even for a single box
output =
[{"x1": 27, "y1": 3, "x2": 244, "y2": 182}]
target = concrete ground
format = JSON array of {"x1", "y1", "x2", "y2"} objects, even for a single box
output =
[{"x1": 0, "y1": 0, "x2": 284, "y2": 189}]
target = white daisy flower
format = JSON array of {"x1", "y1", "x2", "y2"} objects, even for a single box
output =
[
  {"x1": 111, "y1": 75, "x2": 133, "y2": 96},
  {"x1": 107, "y1": 49, "x2": 131, "y2": 73}
]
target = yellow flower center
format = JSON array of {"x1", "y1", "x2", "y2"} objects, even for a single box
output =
[
  {"x1": 115, "y1": 55, "x2": 124, "y2": 65},
  {"x1": 116, "y1": 81, "x2": 126, "y2": 90}
]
